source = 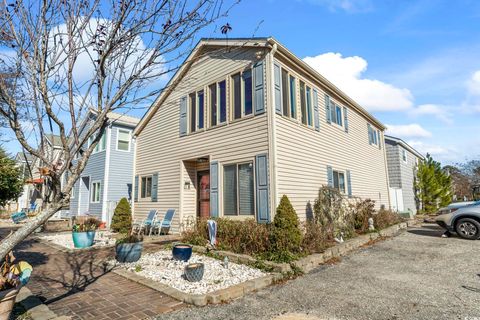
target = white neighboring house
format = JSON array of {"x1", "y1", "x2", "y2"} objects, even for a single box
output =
[{"x1": 384, "y1": 135, "x2": 424, "y2": 215}]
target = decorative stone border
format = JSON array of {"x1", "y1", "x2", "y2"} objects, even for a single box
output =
[
  {"x1": 16, "y1": 286, "x2": 69, "y2": 320},
  {"x1": 113, "y1": 267, "x2": 280, "y2": 306}
]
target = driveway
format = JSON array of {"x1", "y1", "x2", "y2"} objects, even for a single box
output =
[{"x1": 159, "y1": 224, "x2": 480, "y2": 320}]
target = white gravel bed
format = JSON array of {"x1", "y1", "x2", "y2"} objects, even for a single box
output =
[
  {"x1": 39, "y1": 231, "x2": 116, "y2": 249},
  {"x1": 114, "y1": 250, "x2": 267, "y2": 294}
]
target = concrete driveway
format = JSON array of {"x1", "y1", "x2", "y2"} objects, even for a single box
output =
[{"x1": 159, "y1": 224, "x2": 480, "y2": 320}]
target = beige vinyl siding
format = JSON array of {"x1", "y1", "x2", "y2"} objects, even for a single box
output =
[
  {"x1": 273, "y1": 57, "x2": 390, "y2": 221},
  {"x1": 134, "y1": 47, "x2": 269, "y2": 232}
]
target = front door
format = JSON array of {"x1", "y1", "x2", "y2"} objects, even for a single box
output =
[
  {"x1": 78, "y1": 176, "x2": 90, "y2": 215},
  {"x1": 197, "y1": 171, "x2": 210, "y2": 218}
]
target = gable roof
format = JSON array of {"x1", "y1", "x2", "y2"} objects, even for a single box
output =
[
  {"x1": 134, "y1": 37, "x2": 386, "y2": 136},
  {"x1": 45, "y1": 134, "x2": 63, "y2": 148},
  {"x1": 385, "y1": 135, "x2": 424, "y2": 160}
]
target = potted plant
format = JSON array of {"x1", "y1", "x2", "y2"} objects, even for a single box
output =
[
  {"x1": 111, "y1": 198, "x2": 144, "y2": 263},
  {"x1": 184, "y1": 263, "x2": 204, "y2": 282},
  {"x1": 72, "y1": 217, "x2": 100, "y2": 248},
  {"x1": 172, "y1": 243, "x2": 192, "y2": 262},
  {"x1": 0, "y1": 252, "x2": 33, "y2": 320}
]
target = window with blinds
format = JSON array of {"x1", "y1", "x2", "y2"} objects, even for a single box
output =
[{"x1": 223, "y1": 162, "x2": 254, "y2": 216}]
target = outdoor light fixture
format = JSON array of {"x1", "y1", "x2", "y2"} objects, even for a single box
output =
[{"x1": 184, "y1": 181, "x2": 191, "y2": 190}]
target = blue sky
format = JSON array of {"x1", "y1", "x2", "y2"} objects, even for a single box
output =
[
  {"x1": 206, "y1": 0, "x2": 480, "y2": 164},
  {"x1": 2, "y1": 0, "x2": 479, "y2": 165}
]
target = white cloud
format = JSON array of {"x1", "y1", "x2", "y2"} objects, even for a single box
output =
[
  {"x1": 303, "y1": 52, "x2": 414, "y2": 111},
  {"x1": 306, "y1": 0, "x2": 374, "y2": 13},
  {"x1": 408, "y1": 140, "x2": 451, "y2": 156},
  {"x1": 467, "y1": 70, "x2": 480, "y2": 96},
  {"x1": 386, "y1": 123, "x2": 432, "y2": 139},
  {"x1": 409, "y1": 104, "x2": 453, "y2": 124}
]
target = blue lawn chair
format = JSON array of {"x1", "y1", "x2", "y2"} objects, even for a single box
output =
[
  {"x1": 150, "y1": 209, "x2": 175, "y2": 236},
  {"x1": 132, "y1": 210, "x2": 157, "y2": 235},
  {"x1": 11, "y1": 211, "x2": 28, "y2": 224}
]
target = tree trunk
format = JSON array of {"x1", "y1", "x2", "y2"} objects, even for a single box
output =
[{"x1": 0, "y1": 201, "x2": 64, "y2": 259}]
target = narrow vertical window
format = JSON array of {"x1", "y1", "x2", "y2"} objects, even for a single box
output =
[
  {"x1": 306, "y1": 86, "x2": 312, "y2": 126},
  {"x1": 300, "y1": 81, "x2": 307, "y2": 125},
  {"x1": 289, "y1": 75, "x2": 296, "y2": 119},
  {"x1": 281, "y1": 69, "x2": 289, "y2": 116},
  {"x1": 331, "y1": 103, "x2": 337, "y2": 124},
  {"x1": 189, "y1": 92, "x2": 196, "y2": 133},
  {"x1": 243, "y1": 69, "x2": 253, "y2": 116},
  {"x1": 232, "y1": 73, "x2": 241, "y2": 120},
  {"x1": 336, "y1": 105, "x2": 342, "y2": 126},
  {"x1": 209, "y1": 83, "x2": 217, "y2": 127},
  {"x1": 198, "y1": 90, "x2": 204, "y2": 129},
  {"x1": 219, "y1": 80, "x2": 227, "y2": 123},
  {"x1": 238, "y1": 163, "x2": 254, "y2": 215},
  {"x1": 223, "y1": 165, "x2": 237, "y2": 215}
]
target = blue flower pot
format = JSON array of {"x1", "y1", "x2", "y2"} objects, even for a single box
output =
[
  {"x1": 184, "y1": 263, "x2": 204, "y2": 282},
  {"x1": 172, "y1": 244, "x2": 192, "y2": 262},
  {"x1": 116, "y1": 242, "x2": 143, "y2": 263},
  {"x1": 72, "y1": 231, "x2": 96, "y2": 248}
]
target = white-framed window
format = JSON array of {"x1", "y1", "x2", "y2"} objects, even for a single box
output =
[
  {"x1": 280, "y1": 68, "x2": 297, "y2": 120},
  {"x1": 330, "y1": 102, "x2": 343, "y2": 127},
  {"x1": 91, "y1": 181, "x2": 101, "y2": 203},
  {"x1": 223, "y1": 162, "x2": 255, "y2": 216},
  {"x1": 189, "y1": 90, "x2": 205, "y2": 133},
  {"x1": 88, "y1": 132, "x2": 106, "y2": 153},
  {"x1": 231, "y1": 68, "x2": 253, "y2": 121},
  {"x1": 368, "y1": 124, "x2": 378, "y2": 146},
  {"x1": 402, "y1": 149, "x2": 407, "y2": 163},
  {"x1": 209, "y1": 80, "x2": 227, "y2": 127},
  {"x1": 141, "y1": 175, "x2": 152, "y2": 198},
  {"x1": 117, "y1": 129, "x2": 131, "y2": 151},
  {"x1": 300, "y1": 81, "x2": 314, "y2": 127},
  {"x1": 333, "y1": 170, "x2": 346, "y2": 193}
]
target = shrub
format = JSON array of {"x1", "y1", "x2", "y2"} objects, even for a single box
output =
[
  {"x1": 216, "y1": 218, "x2": 270, "y2": 254},
  {"x1": 267, "y1": 195, "x2": 303, "y2": 262},
  {"x1": 116, "y1": 234, "x2": 143, "y2": 245},
  {"x1": 182, "y1": 219, "x2": 209, "y2": 246},
  {"x1": 313, "y1": 186, "x2": 353, "y2": 239},
  {"x1": 373, "y1": 209, "x2": 404, "y2": 230},
  {"x1": 110, "y1": 198, "x2": 132, "y2": 234},
  {"x1": 301, "y1": 221, "x2": 329, "y2": 254},
  {"x1": 72, "y1": 217, "x2": 100, "y2": 232},
  {"x1": 352, "y1": 198, "x2": 376, "y2": 233}
]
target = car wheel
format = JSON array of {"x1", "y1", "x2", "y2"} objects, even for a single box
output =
[{"x1": 455, "y1": 218, "x2": 480, "y2": 240}]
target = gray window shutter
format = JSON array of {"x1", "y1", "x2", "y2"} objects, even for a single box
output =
[
  {"x1": 346, "y1": 170, "x2": 352, "y2": 197},
  {"x1": 151, "y1": 173, "x2": 158, "y2": 202},
  {"x1": 377, "y1": 130, "x2": 382, "y2": 149},
  {"x1": 313, "y1": 89, "x2": 320, "y2": 131},
  {"x1": 134, "y1": 175, "x2": 139, "y2": 202},
  {"x1": 368, "y1": 124, "x2": 372, "y2": 145},
  {"x1": 254, "y1": 61, "x2": 265, "y2": 115},
  {"x1": 343, "y1": 106, "x2": 349, "y2": 133},
  {"x1": 327, "y1": 166, "x2": 333, "y2": 187},
  {"x1": 274, "y1": 63, "x2": 282, "y2": 115},
  {"x1": 255, "y1": 154, "x2": 270, "y2": 223},
  {"x1": 210, "y1": 161, "x2": 219, "y2": 217},
  {"x1": 325, "y1": 95, "x2": 331, "y2": 124},
  {"x1": 179, "y1": 96, "x2": 187, "y2": 137}
]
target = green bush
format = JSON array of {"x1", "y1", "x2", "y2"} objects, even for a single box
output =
[
  {"x1": 267, "y1": 195, "x2": 303, "y2": 262},
  {"x1": 110, "y1": 198, "x2": 132, "y2": 233},
  {"x1": 301, "y1": 221, "x2": 329, "y2": 254}
]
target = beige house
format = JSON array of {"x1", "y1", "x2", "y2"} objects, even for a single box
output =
[{"x1": 133, "y1": 38, "x2": 390, "y2": 232}]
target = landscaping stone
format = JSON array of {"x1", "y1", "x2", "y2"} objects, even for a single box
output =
[{"x1": 38, "y1": 231, "x2": 116, "y2": 250}]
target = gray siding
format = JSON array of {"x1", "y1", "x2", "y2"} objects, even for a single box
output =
[
  {"x1": 106, "y1": 124, "x2": 135, "y2": 203},
  {"x1": 385, "y1": 140, "x2": 401, "y2": 188}
]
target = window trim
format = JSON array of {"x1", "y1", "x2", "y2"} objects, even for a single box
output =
[
  {"x1": 332, "y1": 170, "x2": 346, "y2": 194},
  {"x1": 140, "y1": 175, "x2": 153, "y2": 199},
  {"x1": 368, "y1": 124, "x2": 379, "y2": 146},
  {"x1": 90, "y1": 180, "x2": 101, "y2": 203},
  {"x1": 116, "y1": 128, "x2": 132, "y2": 152},
  {"x1": 222, "y1": 161, "x2": 256, "y2": 217},
  {"x1": 207, "y1": 78, "x2": 228, "y2": 129},
  {"x1": 88, "y1": 132, "x2": 107, "y2": 154},
  {"x1": 230, "y1": 67, "x2": 254, "y2": 123},
  {"x1": 402, "y1": 149, "x2": 408, "y2": 163}
]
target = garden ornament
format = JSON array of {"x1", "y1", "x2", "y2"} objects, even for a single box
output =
[
  {"x1": 207, "y1": 220, "x2": 217, "y2": 248},
  {"x1": 368, "y1": 217, "x2": 375, "y2": 231}
]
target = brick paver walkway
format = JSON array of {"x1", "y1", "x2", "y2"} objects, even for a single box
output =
[{"x1": 6, "y1": 228, "x2": 185, "y2": 320}]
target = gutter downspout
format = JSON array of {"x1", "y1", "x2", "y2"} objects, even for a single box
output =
[
  {"x1": 102, "y1": 126, "x2": 112, "y2": 224},
  {"x1": 381, "y1": 131, "x2": 392, "y2": 210},
  {"x1": 267, "y1": 40, "x2": 279, "y2": 219}
]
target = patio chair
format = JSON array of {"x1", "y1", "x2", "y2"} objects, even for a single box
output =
[
  {"x1": 149, "y1": 209, "x2": 175, "y2": 236},
  {"x1": 132, "y1": 210, "x2": 157, "y2": 235}
]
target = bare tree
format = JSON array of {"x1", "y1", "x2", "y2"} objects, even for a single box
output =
[{"x1": 0, "y1": 0, "x2": 235, "y2": 258}]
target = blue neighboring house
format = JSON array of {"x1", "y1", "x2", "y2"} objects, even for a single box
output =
[{"x1": 67, "y1": 110, "x2": 139, "y2": 225}]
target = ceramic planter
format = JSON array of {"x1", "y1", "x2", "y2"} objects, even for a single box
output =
[
  {"x1": 184, "y1": 263, "x2": 204, "y2": 282},
  {"x1": 0, "y1": 286, "x2": 20, "y2": 320},
  {"x1": 72, "y1": 231, "x2": 96, "y2": 248},
  {"x1": 172, "y1": 244, "x2": 192, "y2": 262},
  {"x1": 115, "y1": 242, "x2": 144, "y2": 263}
]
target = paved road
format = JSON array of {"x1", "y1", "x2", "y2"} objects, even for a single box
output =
[{"x1": 160, "y1": 224, "x2": 480, "y2": 320}]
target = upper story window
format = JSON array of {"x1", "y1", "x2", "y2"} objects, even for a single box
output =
[
  {"x1": 88, "y1": 132, "x2": 106, "y2": 153},
  {"x1": 330, "y1": 102, "x2": 343, "y2": 127},
  {"x1": 300, "y1": 81, "x2": 314, "y2": 126},
  {"x1": 117, "y1": 129, "x2": 131, "y2": 151},
  {"x1": 402, "y1": 149, "x2": 407, "y2": 163},
  {"x1": 368, "y1": 124, "x2": 379, "y2": 146},
  {"x1": 232, "y1": 68, "x2": 253, "y2": 121},
  {"x1": 280, "y1": 68, "x2": 297, "y2": 120},
  {"x1": 91, "y1": 181, "x2": 101, "y2": 203},
  {"x1": 209, "y1": 80, "x2": 227, "y2": 127},
  {"x1": 189, "y1": 90, "x2": 204, "y2": 133}
]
